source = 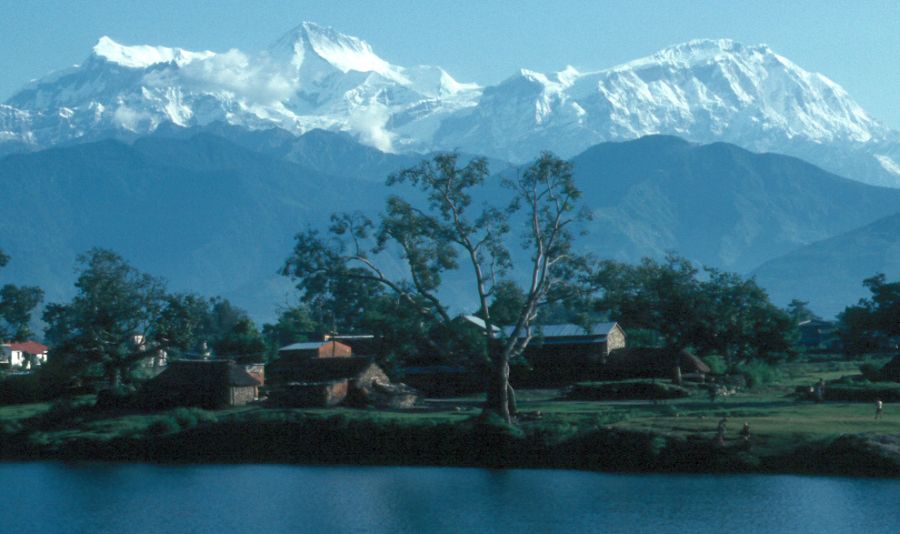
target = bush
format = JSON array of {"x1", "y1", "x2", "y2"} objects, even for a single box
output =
[
  {"x1": 147, "y1": 416, "x2": 182, "y2": 436},
  {"x1": 567, "y1": 380, "x2": 691, "y2": 400},
  {"x1": 735, "y1": 361, "x2": 779, "y2": 388},
  {"x1": 703, "y1": 355, "x2": 728, "y2": 375},
  {"x1": 825, "y1": 383, "x2": 900, "y2": 402},
  {"x1": 859, "y1": 363, "x2": 882, "y2": 381},
  {"x1": 95, "y1": 385, "x2": 137, "y2": 410},
  {"x1": 0, "y1": 374, "x2": 42, "y2": 405},
  {"x1": 169, "y1": 407, "x2": 217, "y2": 429}
]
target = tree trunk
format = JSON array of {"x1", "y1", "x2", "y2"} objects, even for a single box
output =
[
  {"x1": 483, "y1": 358, "x2": 513, "y2": 423},
  {"x1": 108, "y1": 366, "x2": 121, "y2": 388},
  {"x1": 507, "y1": 382, "x2": 518, "y2": 416}
]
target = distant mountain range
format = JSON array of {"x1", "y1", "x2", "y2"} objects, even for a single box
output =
[
  {"x1": 570, "y1": 136, "x2": 900, "y2": 274},
  {"x1": 753, "y1": 212, "x2": 900, "y2": 317},
  {"x1": 0, "y1": 133, "x2": 389, "y2": 320},
  {"x1": 2, "y1": 130, "x2": 898, "y2": 321},
  {"x1": 2, "y1": 22, "x2": 900, "y2": 187}
]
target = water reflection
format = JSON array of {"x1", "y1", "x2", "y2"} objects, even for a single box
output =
[{"x1": 2, "y1": 463, "x2": 898, "y2": 533}]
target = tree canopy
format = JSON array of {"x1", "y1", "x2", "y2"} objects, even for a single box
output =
[
  {"x1": 839, "y1": 274, "x2": 900, "y2": 355},
  {"x1": 43, "y1": 249, "x2": 263, "y2": 387},
  {"x1": 593, "y1": 254, "x2": 794, "y2": 367},
  {"x1": 283, "y1": 152, "x2": 592, "y2": 421},
  {"x1": 0, "y1": 248, "x2": 44, "y2": 341}
]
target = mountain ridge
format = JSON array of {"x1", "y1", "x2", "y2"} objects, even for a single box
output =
[{"x1": 2, "y1": 25, "x2": 899, "y2": 186}]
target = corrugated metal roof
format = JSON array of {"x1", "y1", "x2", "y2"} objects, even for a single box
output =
[
  {"x1": 462, "y1": 315, "x2": 502, "y2": 333},
  {"x1": 502, "y1": 322, "x2": 618, "y2": 339}
]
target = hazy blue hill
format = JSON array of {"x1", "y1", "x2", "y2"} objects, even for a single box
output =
[
  {"x1": 156, "y1": 123, "x2": 424, "y2": 182},
  {"x1": 0, "y1": 134, "x2": 385, "y2": 320},
  {"x1": 752, "y1": 212, "x2": 900, "y2": 318},
  {"x1": 570, "y1": 136, "x2": 900, "y2": 273},
  {"x1": 4, "y1": 131, "x2": 900, "y2": 324}
]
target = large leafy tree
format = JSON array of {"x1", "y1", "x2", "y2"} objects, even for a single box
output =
[
  {"x1": 42, "y1": 249, "x2": 166, "y2": 387},
  {"x1": 839, "y1": 274, "x2": 900, "y2": 355},
  {"x1": 594, "y1": 255, "x2": 794, "y2": 370},
  {"x1": 0, "y1": 248, "x2": 44, "y2": 341},
  {"x1": 283, "y1": 153, "x2": 591, "y2": 422}
]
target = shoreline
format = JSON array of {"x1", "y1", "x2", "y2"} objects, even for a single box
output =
[{"x1": 2, "y1": 412, "x2": 898, "y2": 478}]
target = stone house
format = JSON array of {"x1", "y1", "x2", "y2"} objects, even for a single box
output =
[
  {"x1": 267, "y1": 357, "x2": 399, "y2": 407},
  {"x1": 141, "y1": 359, "x2": 262, "y2": 409},
  {"x1": 505, "y1": 322, "x2": 627, "y2": 366}
]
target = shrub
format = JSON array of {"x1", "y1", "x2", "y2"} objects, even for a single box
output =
[
  {"x1": 95, "y1": 385, "x2": 137, "y2": 410},
  {"x1": 703, "y1": 355, "x2": 728, "y2": 375},
  {"x1": 169, "y1": 407, "x2": 217, "y2": 429},
  {"x1": 825, "y1": 383, "x2": 900, "y2": 402},
  {"x1": 0, "y1": 374, "x2": 42, "y2": 405},
  {"x1": 735, "y1": 361, "x2": 779, "y2": 388},
  {"x1": 147, "y1": 416, "x2": 182, "y2": 436}
]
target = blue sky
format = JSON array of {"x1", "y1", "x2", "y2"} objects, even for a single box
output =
[{"x1": 2, "y1": 0, "x2": 899, "y2": 128}]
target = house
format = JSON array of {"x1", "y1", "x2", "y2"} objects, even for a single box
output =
[
  {"x1": 603, "y1": 347, "x2": 711, "y2": 380},
  {"x1": 267, "y1": 356, "x2": 416, "y2": 408},
  {"x1": 131, "y1": 334, "x2": 168, "y2": 371},
  {"x1": 326, "y1": 334, "x2": 379, "y2": 356},
  {"x1": 461, "y1": 315, "x2": 503, "y2": 337},
  {"x1": 140, "y1": 359, "x2": 262, "y2": 409},
  {"x1": 1, "y1": 341, "x2": 49, "y2": 370},
  {"x1": 798, "y1": 319, "x2": 839, "y2": 350},
  {"x1": 505, "y1": 322, "x2": 627, "y2": 363},
  {"x1": 277, "y1": 340, "x2": 353, "y2": 360}
]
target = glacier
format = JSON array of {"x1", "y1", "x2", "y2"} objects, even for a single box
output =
[{"x1": 2, "y1": 23, "x2": 900, "y2": 187}]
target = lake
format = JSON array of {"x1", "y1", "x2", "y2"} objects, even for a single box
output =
[{"x1": 2, "y1": 463, "x2": 898, "y2": 533}]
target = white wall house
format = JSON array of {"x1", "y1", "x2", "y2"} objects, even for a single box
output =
[{"x1": 1, "y1": 341, "x2": 49, "y2": 370}]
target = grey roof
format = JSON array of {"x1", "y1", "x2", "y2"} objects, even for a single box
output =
[
  {"x1": 279, "y1": 341, "x2": 328, "y2": 352},
  {"x1": 461, "y1": 315, "x2": 502, "y2": 333},
  {"x1": 502, "y1": 322, "x2": 619, "y2": 339}
]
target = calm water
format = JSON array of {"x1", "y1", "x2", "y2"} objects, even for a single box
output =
[{"x1": 1, "y1": 463, "x2": 898, "y2": 533}]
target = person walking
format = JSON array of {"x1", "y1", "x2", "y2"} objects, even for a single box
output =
[
  {"x1": 875, "y1": 398, "x2": 883, "y2": 420},
  {"x1": 715, "y1": 417, "x2": 728, "y2": 446}
]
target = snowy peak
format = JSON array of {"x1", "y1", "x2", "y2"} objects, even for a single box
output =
[
  {"x1": 621, "y1": 38, "x2": 771, "y2": 69},
  {"x1": 269, "y1": 21, "x2": 404, "y2": 81},
  {"x1": 91, "y1": 36, "x2": 214, "y2": 68},
  {"x1": 2, "y1": 29, "x2": 899, "y2": 187}
]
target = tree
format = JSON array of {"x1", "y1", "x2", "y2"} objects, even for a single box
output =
[
  {"x1": 594, "y1": 255, "x2": 794, "y2": 371},
  {"x1": 262, "y1": 305, "x2": 321, "y2": 352},
  {"x1": 698, "y1": 268, "x2": 794, "y2": 364},
  {"x1": 0, "y1": 249, "x2": 44, "y2": 341},
  {"x1": 213, "y1": 317, "x2": 267, "y2": 363},
  {"x1": 283, "y1": 153, "x2": 591, "y2": 422},
  {"x1": 839, "y1": 274, "x2": 900, "y2": 355},
  {"x1": 786, "y1": 299, "x2": 819, "y2": 324},
  {"x1": 155, "y1": 293, "x2": 216, "y2": 358},
  {"x1": 42, "y1": 249, "x2": 165, "y2": 387}
]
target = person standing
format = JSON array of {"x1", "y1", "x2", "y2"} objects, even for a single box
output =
[{"x1": 875, "y1": 398, "x2": 883, "y2": 420}]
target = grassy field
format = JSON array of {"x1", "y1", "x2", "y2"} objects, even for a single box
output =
[{"x1": 1, "y1": 357, "x2": 898, "y2": 474}]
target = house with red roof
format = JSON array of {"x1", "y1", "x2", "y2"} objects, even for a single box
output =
[{"x1": 1, "y1": 341, "x2": 49, "y2": 370}]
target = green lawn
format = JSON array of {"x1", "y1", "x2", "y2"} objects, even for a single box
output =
[{"x1": 2, "y1": 358, "x2": 898, "y2": 466}]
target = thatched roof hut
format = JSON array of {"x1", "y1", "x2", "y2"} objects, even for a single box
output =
[{"x1": 603, "y1": 347, "x2": 710, "y2": 379}]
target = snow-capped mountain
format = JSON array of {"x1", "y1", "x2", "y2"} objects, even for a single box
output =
[
  {"x1": 0, "y1": 22, "x2": 480, "y2": 153},
  {"x1": 433, "y1": 39, "x2": 900, "y2": 187},
  {"x1": 2, "y1": 25, "x2": 900, "y2": 187}
]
